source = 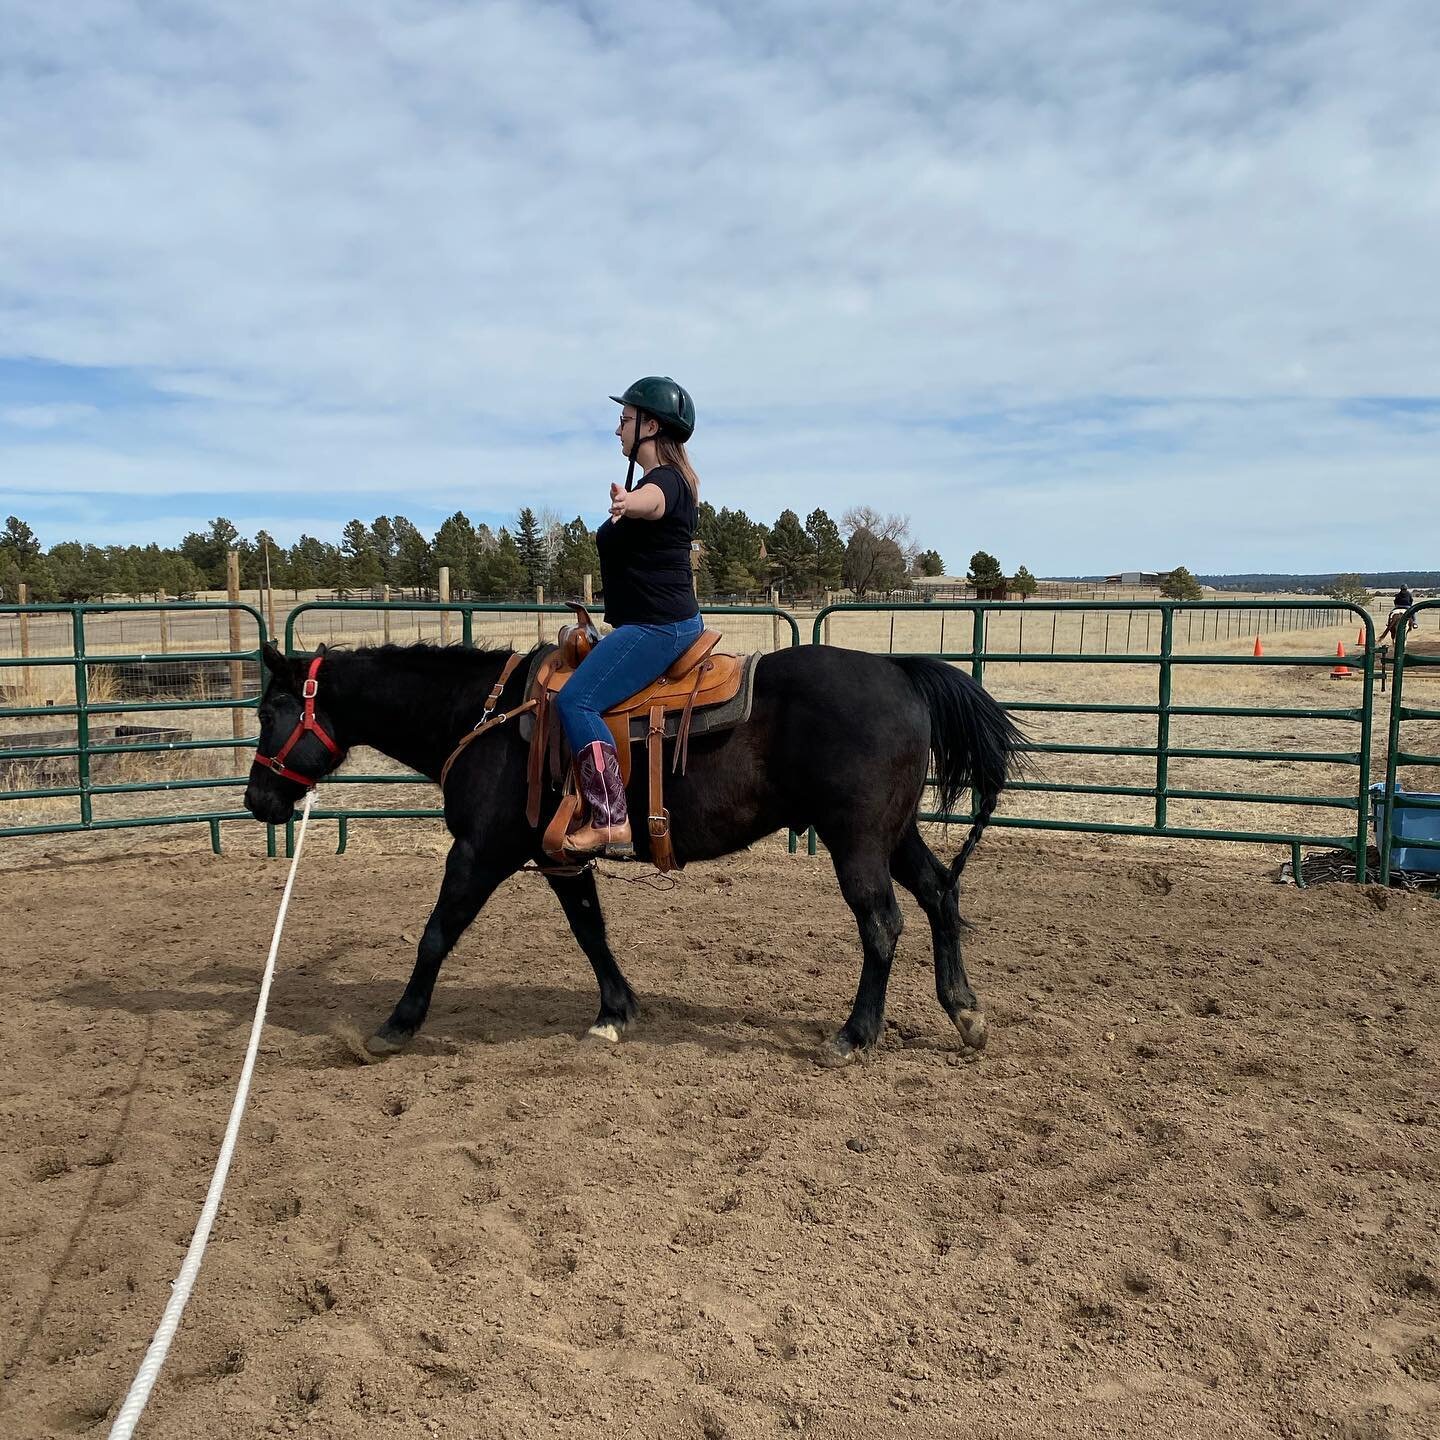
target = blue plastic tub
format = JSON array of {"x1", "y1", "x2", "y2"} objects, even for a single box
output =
[{"x1": 1370, "y1": 783, "x2": 1440, "y2": 873}]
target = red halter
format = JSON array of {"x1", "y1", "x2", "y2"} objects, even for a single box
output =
[{"x1": 253, "y1": 654, "x2": 345, "y2": 788}]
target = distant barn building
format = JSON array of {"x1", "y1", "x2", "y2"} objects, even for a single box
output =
[{"x1": 1105, "y1": 571, "x2": 1161, "y2": 585}]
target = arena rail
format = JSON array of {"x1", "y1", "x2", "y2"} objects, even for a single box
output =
[
  {"x1": 811, "y1": 599, "x2": 1379, "y2": 882},
  {"x1": 1378, "y1": 597, "x2": 1440, "y2": 882},
  {"x1": 0, "y1": 601, "x2": 272, "y2": 852},
  {"x1": 6, "y1": 598, "x2": 1436, "y2": 887}
]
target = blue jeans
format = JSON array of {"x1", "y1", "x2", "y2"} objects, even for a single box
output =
[{"x1": 554, "y1": 615, "x2": 705, "y2": 753}]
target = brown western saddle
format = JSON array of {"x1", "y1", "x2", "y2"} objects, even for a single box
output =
[{"x1": 439, "y1": 603, "x2": 745, "y2": 872}]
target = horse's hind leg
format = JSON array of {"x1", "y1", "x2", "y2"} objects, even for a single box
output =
[
  {"x1": 369, "y1": 839, "x2": 511, "y2": 1056},
  {"x1": 827, "y1": 842, "x2": 904, "y2": 1063},
  {"x1": 889, "y1": 822, "x2": 987, "y2": 1052},
  {"x1": 545, "y1": 868, "x2": 639, "y2": 1041}
]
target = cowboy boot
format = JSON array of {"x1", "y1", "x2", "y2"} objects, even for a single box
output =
[{"x1": 565, "y1": 740, "x2": 634, "y2": 858}]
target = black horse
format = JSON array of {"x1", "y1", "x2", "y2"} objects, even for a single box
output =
[{"x1": 243, "y1": 639, "x2": 1023, "y2": 1062}]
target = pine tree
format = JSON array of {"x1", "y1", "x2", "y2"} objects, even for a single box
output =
[
  {"x1": 391, "y1": 517, "x2": 432, "y2": 589},
  {"x1": 178, "y1": 517, "x2": 242, "y2": 587},
  {"x1": 967, "y1": 551, "x2": 1004, "y2": 588},
  {"x1": 516, "y1": 507, "x2": 548, "y2": 590},
  {"x1": 805, "y1": 509, "x2": 845, "y2": 590},
  {"x1": 432, "y1": 512, "x2": 479, "y2": 593},
  {"x1": 370, "y1": 516, "x2": 397, "y2": 581},
  {"x1": 1162, "y1": 566, "x2": 1205, "y2": 601},
  {"x1": 486, "y1": 529, "x2": 528, "y2": 595},
  {"x1": 1, "y1": 515, "x2": 41, "y2": 565},
  {"x1": 765, "y1": 509, "x2": 816, "y2": 595}
]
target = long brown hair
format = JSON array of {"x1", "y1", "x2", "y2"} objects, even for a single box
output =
[{"x1": 654, "y1": 434, "x2": 700, "y2": 501}]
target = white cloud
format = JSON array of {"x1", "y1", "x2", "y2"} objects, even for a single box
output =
[
  {"x1": 0, "y1": 403, "x2": 98, "y2": 429},
  {"x1": 0, "y1": 0, "x2": 1437, "y2": 571}
]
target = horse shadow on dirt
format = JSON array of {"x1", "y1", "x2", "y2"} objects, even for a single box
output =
[{"x1": 54, "y1": 964, "x2": 814, "y2": 1062}]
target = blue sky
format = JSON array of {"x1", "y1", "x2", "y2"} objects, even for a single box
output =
[{"x1": 1, "y1": 0, "x2": 1437, "y2": 574}]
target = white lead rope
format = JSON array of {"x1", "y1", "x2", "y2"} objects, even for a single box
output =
[{"x1": 110, "y1": 792, "x2": 315, "y2": 1440}]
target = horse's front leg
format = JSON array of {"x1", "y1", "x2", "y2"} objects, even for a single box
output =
[
  {"x1": 545, "y1": 867, "x2": 639, "y2": 1041},
  {"x1": 368, "y1": 839, "x2": 515, "y2": 1055}
]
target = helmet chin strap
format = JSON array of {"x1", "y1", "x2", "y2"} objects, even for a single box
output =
[{"x1": 624, "y1": 410, "x2": 656, "y2": 491}]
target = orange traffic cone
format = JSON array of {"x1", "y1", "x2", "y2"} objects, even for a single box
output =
[
  {"x1": 1330, "y1": 641, "x2": 1351, "y2": 679},
  {"x1": 1357, "y1": 626, "x2": 1365, "y2": 645},
  {"x1": 1253, "y1": 635, "x2": 1263, "y2": 657}
]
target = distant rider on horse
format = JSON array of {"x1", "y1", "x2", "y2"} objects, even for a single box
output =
[
  {"x1": 1394, "y1": 584, "x2": 1417, "y2": 631},
  {"x1": 552, "y1": 377, "x2": 704, "y2": 857}
]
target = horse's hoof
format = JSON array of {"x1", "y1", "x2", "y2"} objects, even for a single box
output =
[
  {"x1": 953, "y1": 1008, "x2": 988, "y2": 1052},
  {"x1": 586, "y1": 1020, "x2": 625, "y2": 1043},
  {"x1": 366, "y1": 1026, "x2": 409, "y2": 1057},
  {"x1": 818, "y1": 1033, "x2": 859, "y2": 1068}
]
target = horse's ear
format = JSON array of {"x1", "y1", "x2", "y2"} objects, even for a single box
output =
[
  {"x1": 316, "y1": 642, "x2": 329, "y2": 657},
  {"x1": 261, "y1": 640, "x2": 288, "y2": 674}
]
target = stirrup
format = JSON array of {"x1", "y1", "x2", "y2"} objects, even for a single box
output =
[{"x1": 564, "y1": 826, "x2": 634, "y2": 861}]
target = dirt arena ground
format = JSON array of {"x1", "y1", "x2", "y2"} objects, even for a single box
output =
[{"x1": 1, "y1": 829, "x2": 1437, "y2": 1439}]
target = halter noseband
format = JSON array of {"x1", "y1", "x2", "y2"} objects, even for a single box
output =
[{"x1": 253, "y1": 654, "x2": 345, "y2": 788}]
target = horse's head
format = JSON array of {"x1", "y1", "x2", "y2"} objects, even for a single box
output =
[{"x1": 243, "y1": 642, "x2": 349, "y2": 824}]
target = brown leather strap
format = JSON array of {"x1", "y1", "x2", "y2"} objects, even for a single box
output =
[
  {"x1": 438, "y1": 698, "x2": 535, "y2": 790},
  {"x1": 672, "y1": 660, "x2": 710, "y2": 776},
  {"x1": 526, "y1": 654, "x2": 561, "y2": 827},
  {"x1": 484, "y1": 651, "x2": 525, "y2": 712},
  {"x1": 647, "y1": 703, "x2": 676, "y2": 873},
  {"x1": 542, "y1": 792, "x2": 581, "y2": 863},
  {"x1": 437, "y1": 653, "x2": 532, "y2": 791}
]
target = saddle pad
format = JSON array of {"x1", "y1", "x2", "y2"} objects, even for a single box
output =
[
  {"x1": 628, "y1": 651, "x2": 760, "y2": 743},
  {"x1": 517, "y1": 647, "x2": 761, "y2": 747}
]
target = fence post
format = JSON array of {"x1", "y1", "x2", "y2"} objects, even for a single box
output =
[
  {"x1": 17, "y1": 582, "x2": 30, "y2": 693},
  {"x1": 226, "y1": 551, "x2": 244, "y2": 741},
  {"x1": 536, "y1": 585, "x2": 546, "y2": 644},
  {"x1": 73, "y1": 607, "x2": 93, "y2": 826},
  {"x1": 1155, "y1": 607, "x2": 1174, "y2": 831},
  {"x1": 822, "y1": 591, "x2": 833, "y2": 645},
  {"x1": 382, "y1": 584, "x2": 392, "y2": 645},
  {"x1": 439, "y1": 567, "x2": 451, "y2": 645},
  {"x1": 583, "y1": 573, "x2": 593, "y2": 604}
]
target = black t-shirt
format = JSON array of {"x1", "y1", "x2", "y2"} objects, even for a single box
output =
[{"x1": 595, "y1": 466, "x2": 700, "y2": 625}]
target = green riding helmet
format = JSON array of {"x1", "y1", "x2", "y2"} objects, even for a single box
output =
[{"x1": 610, "y1": 376, "x2": 696, "y2": 442}]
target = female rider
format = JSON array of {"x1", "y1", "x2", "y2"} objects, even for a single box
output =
[{"x1": 553, "y1": 376, "x2": 703, "y2": 856}]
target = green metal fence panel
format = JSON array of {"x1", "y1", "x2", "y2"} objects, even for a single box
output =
[
  {"x1": 1379, "y1": 598, "x2": 1440, "y2": 882},
  {"x1": 811, "y1": 599, "x2": 1377, "y2": 879},
  {"x1": 5, "y1": 597, "x2": 1428, "y2": 886},
  {"x1": 1, "y1": 601, "x2": 271, "y2": 852}
]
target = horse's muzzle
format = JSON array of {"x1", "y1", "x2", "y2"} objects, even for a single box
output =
[{"x1": 243, "y1": 779, "x2": 297, "y2": 825}]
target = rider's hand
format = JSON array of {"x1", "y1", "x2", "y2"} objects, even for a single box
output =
[{"x1": 609, "y1": 483, "x2": 628, "y2": 521}]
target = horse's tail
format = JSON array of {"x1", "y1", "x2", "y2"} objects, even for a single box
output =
[{"x1": 889, "y1": 656, "x2": 1027, "y2": 887}]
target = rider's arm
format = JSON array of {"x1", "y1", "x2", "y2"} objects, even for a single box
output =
[
  {"x1": 626, "y1": 483, "x2": 668, "y2": 520},
  {"x1": 610, "y1": 482, "x2": 669, "y2": 522}
]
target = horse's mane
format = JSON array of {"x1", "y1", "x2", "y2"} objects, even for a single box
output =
[{"x1": 347, "y1": 640, "x2": 537, "y2": 670}]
